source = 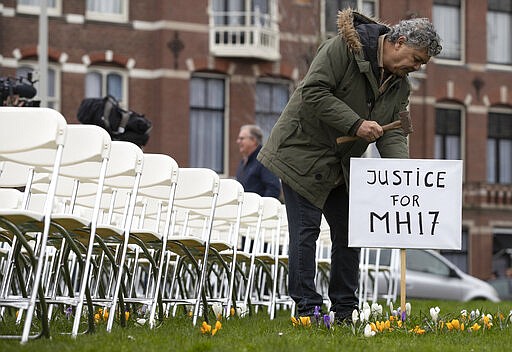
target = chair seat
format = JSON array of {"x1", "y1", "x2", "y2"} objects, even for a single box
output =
[{"x1": 130, "y1": 228, "x2": 162, "y2": 243}]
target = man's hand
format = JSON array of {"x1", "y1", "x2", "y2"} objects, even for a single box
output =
[{"x1": 356, "y1": 120, "x2": 384, "y2": 143}]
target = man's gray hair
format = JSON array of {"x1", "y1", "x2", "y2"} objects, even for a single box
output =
[
  {"x1": 387, "y1": 17, "x2": 442, "y2": 57},
  {"x1": 241, "y1": 124, "x2": 263, "y2": 144}
]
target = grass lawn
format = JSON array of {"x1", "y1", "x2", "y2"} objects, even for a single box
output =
[{"x1": 1, "y1": 299, "x2": 511, "y2": 352}]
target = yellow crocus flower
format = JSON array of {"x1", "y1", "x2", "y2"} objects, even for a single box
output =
[
  {"x1": 299, "y1": 316, "x2": 311, "y2": 326},
  {"x1": 291, "y1": 317, "x2": 299, "y2": 327},
  {"x1": 470, "y1": 323, "x2": 481, "y2": 332},
  {"x1": 200, "y1": 321, "x2": 212, "y2": 334}
]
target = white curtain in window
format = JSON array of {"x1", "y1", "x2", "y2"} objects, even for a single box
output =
[
  {"x1": 189, "y1": 77, "x2": 225, "y2": 172},
  {"x1": 487, "y1": 139, "x2": 497, "y2": 183},
  {"x1": 434, "y1": 135, "x2": 443, "y2": 159},
  {"x1": 499, "y1": 139, "x2": 512, "y2": 183},
  {"x1": 107, "y1": 73, "x2": 122, "y2": 101},
  {"x1": 19, "y1": 0, "x2": 56, "y2": 6},
  {"x1": 85, "y1": 72, "x2": 102, "y2": 98},
  {"x1": 487, "y1": 12, "x2": 512, "y2": 64},
  {"x1": 445, "y1": 136, "x2": 461, "y2": 159},
  {"x1": 255, "y1": 82, "x2": 288, "y2": 143},
  {"x1": 433, "y1": 5, "x2": 460, "y2": 59},
  {"x1": 190, "y1": 111, "x2": 224, "y2": 172},
  {"x1": 87, "y1": 0, "x2": 122, "y2": 14}
]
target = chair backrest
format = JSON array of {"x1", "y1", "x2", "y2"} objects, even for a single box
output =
[
  {"x1": 0, "y1": 107, "x2": 68, "y2": 214},
  {"x1": 0, "y1": 107, "x2": 67, "y2": 164},
  {"x1": 132, "y1": 153, "x2": 180, "y2": 232},
  {"x1": 172, "y1": 168, "x2": 220, "y2": 240}
]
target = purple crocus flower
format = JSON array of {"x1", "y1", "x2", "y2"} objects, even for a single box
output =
[
  {"x1": 401, "y1": 310, "x2": 407, "y2": 322},
  {"x1": 65, "y1": 306, "x2": 73, "y2": 320},
  {"x1": 323, "y1": 314, "x2": 331, "y2": 330},
  {"x1": 314, "y1": 306, "x2": 321, "y2": 322}
]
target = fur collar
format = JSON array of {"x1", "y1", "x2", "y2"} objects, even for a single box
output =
[{"x1": 336, "y1": 8, "x2": 388, "y2": 55}]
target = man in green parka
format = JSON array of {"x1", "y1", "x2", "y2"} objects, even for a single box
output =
[{"x1": 257, "y1": 9, "x2": 442, "y2": 322}]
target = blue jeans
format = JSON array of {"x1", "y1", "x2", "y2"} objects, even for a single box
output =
[{"x1": 282, "y1": 182, "x2": 360, "y2": 316}]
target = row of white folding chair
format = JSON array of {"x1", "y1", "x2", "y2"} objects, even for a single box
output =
[
  {"x1": 0, "y1": 107, "x2": 68, "y2": 343},
  {"x1": 0, "y1": 118, "x2": 169, "y2": 339}
]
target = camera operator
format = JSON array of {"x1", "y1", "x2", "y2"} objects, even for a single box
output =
[{"x1": 0, "y1": 74, "x2": 38, "y2": 107}]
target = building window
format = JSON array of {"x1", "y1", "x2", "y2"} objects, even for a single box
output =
[
  {"x1": 324, "y1": 0, "x2": 376, "y2": 35},
  {"x1": 487, "y1": 0, "x2": 512, "y2": 65},
  {"x1": 86, "y1": 0, "x2": 128, "y2": 23},
  {"x1": 16, "y1": 64, "x2": 60, "y2": 110},
  {"x1": 440, "y1": 228, "x2": 468, "y2": 272},
  {"x1": 432, "y1": 0, "x2": 462, "y2": 60},
  {"x1": 17, "y1": 0, "x2": 61, "y2": 16},
  {"x1": 85, "y1": 69, "x2": 126, "y2": 105},
  {"x1": 435, "y1": 107, "x2": 462, "y2": 160},
  {"x1": 212, "y1": 0, "x2": 271, "y2": 26},
  {"x1": 255, "y1": 80, "x2": 290, "y2": 144},
  {"x1": 487, "y1": 112, "x2": 512, "y2": 184},
  {"x1": 189, "y1": 75, "x2": 226, "y2": 173}
]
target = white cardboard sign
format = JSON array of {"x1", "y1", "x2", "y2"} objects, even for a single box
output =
[{"x1": 348, "y1": 158, "x2": 463, "y2": 250}]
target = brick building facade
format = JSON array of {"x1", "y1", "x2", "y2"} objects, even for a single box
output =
[{"x1": 1, "y1": 0, "x2": 511, "y2": 281}]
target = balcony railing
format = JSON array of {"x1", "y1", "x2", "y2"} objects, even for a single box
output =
[
  {"x1": 209, "y1": 9, "x2": 280, "y2": 61},
  {"x1": 463, "y1": 182, "x2": 512, "y2": 209}
]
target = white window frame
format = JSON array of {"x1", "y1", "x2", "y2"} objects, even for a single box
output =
[
  {"x1": 321, "y1": 0, "x2": 378, "y2": 39},
  {"x1": 16, "y1": 0, "x2": 62, "y2": 16},
  {"x1": 16, "y1": 61, "x2": 61, "y2": 111},
  {"x1": 85, "y1": 67, "x2": 128, "y2": 107},
  {"x1": 432, "y1": 0, "x2": 465, "y2": 65},
  {"x1": 85, "y1": 0, "x2": 129, "y2": 23}
]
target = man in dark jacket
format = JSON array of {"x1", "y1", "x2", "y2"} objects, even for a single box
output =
[
  {"x1": 258, "y1": 9, "x2": 441, "y2": 321},
  {"x1": 236, "y1": 124, "x2": 281, "y2": 198}
]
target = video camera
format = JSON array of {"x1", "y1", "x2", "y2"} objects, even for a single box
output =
[{"x1": 0, "y1": 73, "x2": 39, "y2": 107}]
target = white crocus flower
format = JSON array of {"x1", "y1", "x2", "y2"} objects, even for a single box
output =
[
  {"x1": 364, "y1": 323, "x2": 376, "y2": 337},
  {"x1": 405, "y1": 302, "x2": 411, "y2": 316},
  {"x1": 236, "y1": 303, "x2": 248, "y2": 318},
  {"x1": 430, "y1": 306, "x2": 440, "y2": 322},
  {"x1": 212, "y1": 302, "x2": 223, "y2": 318},
  {"x1": 460, "y1": 309, "x2": 467, "y2": 318},
  {"x1": 352, "y1": 309, "x2": 359, "y2": 324},
  {"x1": 362, "y1": 302, "x2": 371, "y2": 320},
  {"x1": 371, "y1": 303, "x2": 383, "y2": 317}
]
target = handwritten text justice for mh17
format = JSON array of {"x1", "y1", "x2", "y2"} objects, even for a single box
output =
[{"x1": 365, "y1": 168, "x2": 446, "y2": 236}]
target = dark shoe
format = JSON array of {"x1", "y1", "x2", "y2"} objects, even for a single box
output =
[{"x1": 334, "y1": 310, "x2": 353, "y2": 325}]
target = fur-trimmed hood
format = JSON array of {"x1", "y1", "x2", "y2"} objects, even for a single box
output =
[{"x1": 337, "y1": 8, "x2": 389, "y2": 55}]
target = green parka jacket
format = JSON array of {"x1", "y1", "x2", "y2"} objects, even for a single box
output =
[{"x1": 257, "y1": 9, "x2": 410, "y2": 209}]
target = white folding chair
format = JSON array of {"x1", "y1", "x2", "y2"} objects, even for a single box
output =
[
  {"x1": 35, "y1": 124, "x2": 112, "y2": 338},
  {"x1": 245, "y1": 197, "x2": 283, "y2": 319},
  {"x1": 87, "y1": 141, "x2": 144, "y2": 332},
  {"x1": 122, "y1": 153, "x2": 179, "y2": 329},
  {"x1": 162, "y1": 168, "x2": 220, "y2": 326},
  {"x1": 0, "y1": 107, "x2": 67, "y2": 343},
  {"x1": 223, "y1": 192, "x2": 263, "y2": 317}
]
